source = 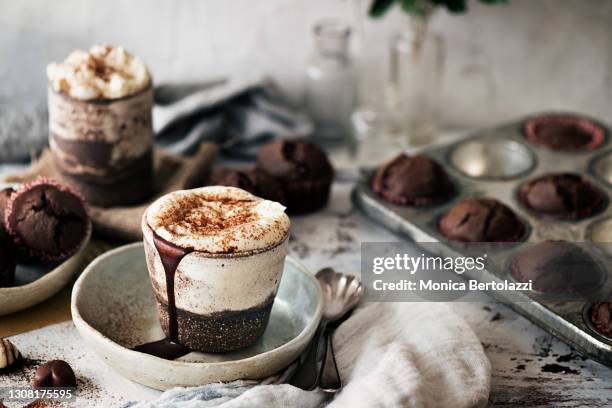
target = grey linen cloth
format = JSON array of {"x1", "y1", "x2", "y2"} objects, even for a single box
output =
[
  {"x1": 0, "y1": 101, "x2": 48, "y2": 163},
  {"x1": 153, "y1": 73, "x2": 312, "y2": 159},
  {"x1": 120, "y1": 302, "x2": 491, "y2": 408}
]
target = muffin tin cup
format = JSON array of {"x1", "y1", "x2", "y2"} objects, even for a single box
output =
[
  {"x1": 502, "y1": 244, "x2": 609, "y2": 301},
  {"x1": 449, "y1": 137, "x2": 536, "y2": 180},
  {"x1": 587, "y1": 217, "x2": 612, "y2": 258},
  {"x1": 353, "y1": 114, "x2": 612, "y2": 366},
  {"x1": 590, "y1": 149, "x2": 612, "y2": 188}
]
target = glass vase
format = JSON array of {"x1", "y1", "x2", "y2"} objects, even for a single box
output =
[
  {"x1": 350, "y1": 0, "x2": 398, "y2": 140},
  {"x1": 390, "y1": 13, "x2": 444, "y2": 147}
]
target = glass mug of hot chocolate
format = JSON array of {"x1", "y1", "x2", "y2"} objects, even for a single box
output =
[
  {"x1": 141, "y1": 186, "x2": 290, "y2": 355},
  {"x1": 47, "y1": 44, "x2": 154, "y2": 207}
]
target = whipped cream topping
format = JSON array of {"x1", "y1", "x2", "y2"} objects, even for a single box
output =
[
  {"x1": 47, "y1": 44, "x2": 151, "y2": 100},
  {"x1": 146, "y1": 186, "x2": 290, "y2": 253}
]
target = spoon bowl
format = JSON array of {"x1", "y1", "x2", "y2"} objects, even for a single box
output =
[{"x1": 316, "y1": 268, "x2": 363, "y2": 321}]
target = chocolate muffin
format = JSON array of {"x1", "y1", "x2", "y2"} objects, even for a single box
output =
[
  {"x1": 518, "y1": 173, "x2": 605, "y2": 219},
  {"x1": 0, "y1": 237, "x2": 15, "y2": 287},
  {"x1": 207, "y1": 168, "x2": 285, "y2": 204},
  {"x1": 5, "y1": 178, "x2": 90, "y2": 263},
  {"x1": 371, "y1": 153, "x2": 453, "y2": 206},
  {"x1": 523, "y1": 113, "x2": 606, "y2": 151},
  {"x1": 0, "y1": 188, "x2": 14, "y2": 237},
  {"x1": 257, "y1": 139, "x2": 334, "y2": 214},
  {"x1": 591, "y1": 302, "x2": 612, "y2": 338},
  {"x1": 439, "y1": 198, "x2": 525, "y2": 242},
  {"x1": 511, "y1": 241, "x2": 603, "y2": 294}
]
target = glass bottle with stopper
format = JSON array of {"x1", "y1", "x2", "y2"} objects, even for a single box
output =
[{"x1": 305, "y1": 19, "x2": 357, "y2": 145}]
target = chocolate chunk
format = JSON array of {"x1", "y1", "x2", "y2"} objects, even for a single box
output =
[
  {"x1": 439, "y1": 198, "x2": 525, "y2": 242},
  {"x1": 371, "y1": 153, "x2": 453, "y2": 206},
  {"x1": 519, "y1": 173, "x2": 605, "y2": 219},
  {"x1": 5, "y1": 178, "x2": 90, "y2": 263},
  {"x1": 32, "y1": 360, "x2": 77, "y2": 388}
]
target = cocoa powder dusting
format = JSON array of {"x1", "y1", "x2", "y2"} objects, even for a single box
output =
[
  {"x1": 151, "y1": 188, "x2": 289, "y2": 254},
  {"x1": 161, "y1": 195, "x2": 258, "y2": 237}
]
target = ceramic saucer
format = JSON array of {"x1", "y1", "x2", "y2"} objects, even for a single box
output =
[{"x1": 71, "y1": 243, "x2": 323, "y2": 390}]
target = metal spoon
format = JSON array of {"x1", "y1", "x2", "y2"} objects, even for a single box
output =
[
  {"x1": 289, "y1": 268, "x2": 363, "y2": 391},
  {"x1": 316, "y1": 268, "x2": 363, "y2": 393}
]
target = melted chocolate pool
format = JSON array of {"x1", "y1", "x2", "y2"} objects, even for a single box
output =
[{"x1": 133, "y1": 231, "x2": 193, "y2": 360}]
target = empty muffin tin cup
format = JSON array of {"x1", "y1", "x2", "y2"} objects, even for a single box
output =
[
  {"x1": 587, "y1": 217, "x2": 612, "y2": 258},
  {"x1": 590, "y1": 151, "x2": 612, "y2": 187},
  {"x1": 449, "y1": 138, "x2": 535, "y2": 180}
]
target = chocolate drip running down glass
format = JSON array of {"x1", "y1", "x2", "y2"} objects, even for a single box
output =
[
  {"x1": 47, "y1": 44, "x2": 154, "y2": 207},
  {"x1": 139, "y1": 186, "x2": 290, "y2": 357}
]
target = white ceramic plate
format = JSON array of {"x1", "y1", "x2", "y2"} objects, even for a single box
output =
[
  {"x1": 0, "y1": 182, "x2": 91, "y2": 316},
  {"x1": 71, "y1": 243, "x2": 323, "y2": 390}
]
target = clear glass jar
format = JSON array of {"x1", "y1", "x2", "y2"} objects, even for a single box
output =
[
  {"x1": 390, "y1": 14, "x2": 445, "y2": 147},
  {"x1": 350, "y1": 0, "x2": 397, "y2": 142},
  {"x1": 305, "y1": 19, "x2": 356, "y2": 145}
]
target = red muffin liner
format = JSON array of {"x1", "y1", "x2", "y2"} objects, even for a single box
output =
[{"x1": 523, "y1": 113, "x2": 606, "y2": 151}]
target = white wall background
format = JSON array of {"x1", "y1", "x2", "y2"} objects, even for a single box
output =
[{"x1": 1, "y1": 0, "x2": 611, "y2": 128}]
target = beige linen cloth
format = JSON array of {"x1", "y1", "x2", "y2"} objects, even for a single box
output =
[
  {"x1": 122, "y1": 302, "x2": 491, "y2": 408},
  {"x1": 3, "y1": 144, "x2": 219, "y2": 242}
]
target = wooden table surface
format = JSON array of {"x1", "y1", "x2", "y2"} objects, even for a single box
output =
[{"x1": 2, "y1": 177, "x2": 611, "y2": 407}]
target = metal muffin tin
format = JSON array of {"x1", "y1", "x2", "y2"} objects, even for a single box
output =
[{"x1": 352, "y1": 116, "x2": 612, "y2": 366}]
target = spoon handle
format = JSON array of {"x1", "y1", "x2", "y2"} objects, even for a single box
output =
[
  {"x1": 289, "y1": 319, "x2": 327, "y2": 390},
  {"x1": 319, "y1": 328, "x2": 342, "y2": 392}
]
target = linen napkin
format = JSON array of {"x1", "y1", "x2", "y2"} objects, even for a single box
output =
[
  {"x1": 121, "y1": 302, "x2": 491, "y2": 408},
  {"x1": 2, "y1": 143, "x2": 218, "y2": 242},
  {"x1": 154, "y1": 74, "x2": 312, "y2": 159}
]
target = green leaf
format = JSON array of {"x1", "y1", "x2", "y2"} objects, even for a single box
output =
[
  {"x1": 400, "y1": 0, "x2": 418, "y2": 13},
  {"x1": 369, "y1": 0, "x2": 397, "y2": 18},
  {"x1": 445, "y1": 0, "x2": 467, "y2": 12}
]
